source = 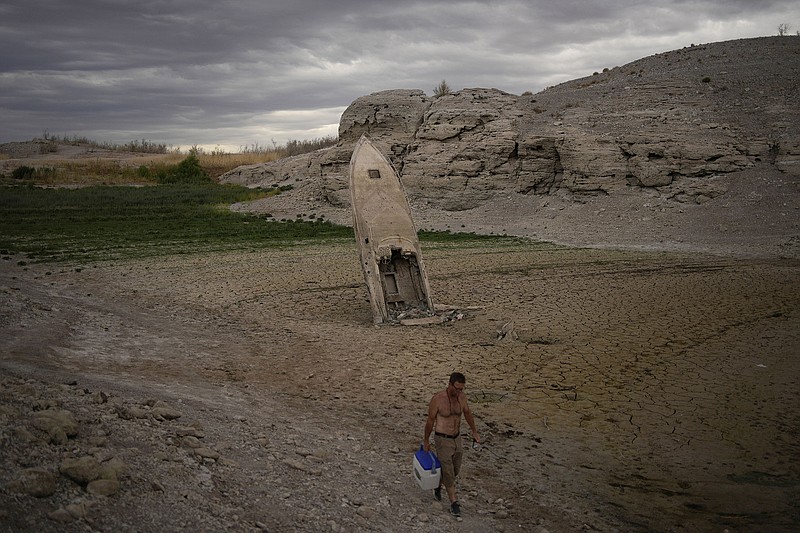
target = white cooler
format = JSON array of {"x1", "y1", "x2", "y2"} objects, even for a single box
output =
[{"x1": 413, "y1": 446, "x2": 441, "y2": 490}]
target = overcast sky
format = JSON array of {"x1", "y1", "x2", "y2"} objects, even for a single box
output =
[{"x1": 1, "y1": 1, "x2": 798, "y2": 151}]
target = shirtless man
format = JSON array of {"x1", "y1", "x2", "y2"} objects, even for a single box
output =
[{"x1": 423, "y1": 372, "x2": 480, "y2": 517}]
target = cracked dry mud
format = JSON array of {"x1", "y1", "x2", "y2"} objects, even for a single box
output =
[{"x1": 1, "y1": 240, "x2": 799, "y2": 532}]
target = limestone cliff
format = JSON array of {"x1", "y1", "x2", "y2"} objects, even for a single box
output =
[{"x1": 220, "y1": 36, "x2": 799, "y2": 212}]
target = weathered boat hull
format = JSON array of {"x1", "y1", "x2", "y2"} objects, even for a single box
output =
[{"x1": 349, "y1": 135, "x2": 434, "y2": 324}]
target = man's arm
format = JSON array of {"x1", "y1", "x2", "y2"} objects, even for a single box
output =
[
  {"x1": 423, "y1": 398, "x2": 437, "y2": 452},
  {"x1": 462, "y1": 397, "x2": 480, "y2": 444}
]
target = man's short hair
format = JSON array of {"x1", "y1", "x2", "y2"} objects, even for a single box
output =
[{"x1": 449, "y1": 372, "x2": 466, "y2": 385}]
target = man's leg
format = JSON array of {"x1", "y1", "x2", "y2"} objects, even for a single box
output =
[
  {"x1": 434, "y1": 436, "x2": 457, "y2": 502},
  {"x1": 445, "y1": 484, "x2": 457, "y2": 503},
  {"x1": 448, "y1": 437, "x2": 463, "y2": 503}
]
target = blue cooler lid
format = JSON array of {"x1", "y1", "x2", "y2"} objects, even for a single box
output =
[{"x1": 415, "y1": 446, "x2": 441, "y2": 470}]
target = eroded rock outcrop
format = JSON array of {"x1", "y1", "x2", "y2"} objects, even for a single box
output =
[{"x1": 220, "y1": 36, "x2": 799, "y2": 211}]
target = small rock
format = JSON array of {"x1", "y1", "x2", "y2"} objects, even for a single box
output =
[
  {"x1": 65, "y1": 502, "x2": 90, "y2": 519},
  {"x1": 176, "y1": 426, "x2": 204, "y2": 438},
  {"x1": 87, "y1": 435, "x2": 108, "y2": 447},
  {"x1": 92, "y1": 449, "x2": 114, "y2": 463},
  {"x1": 152, "y1": 407, "x2": 182, "y2": 420},
  {"x1": 87, "y1": 478, "x2": 120, "y2": 496},
  {"x1": 154, "y1": 451, "x2": 171, "y2": 461},
  {"x1": 356, "y1": 506, "x2": 375, "y2": 519},
  {"x1": 151, "y1": 481, "x2": 165, "y2": 492},
  {"x1": 98, "y1": 457, "x2": 127, "y2": 480},
  {"x1": 8, "y1": 468, "x2": 58, "y2": 497},
  {"x1": 128, "y1": 406, "x2": 150, "y2": 419},
  {"x1": 32, "y1": 399, "x2": 60, "y2": 411},
  {"x1": 48, "y1": 508, "x2": 74, "y2": 523},
  {"x1": 194, "y1": 447, "x2": 220, "y2": 461},
  {"x1": 152, "y1": 401, "x2": 182, "y2": 420},
  {"x1": 32, "y1": 409, "x2": 79, "y2": 444},
  {"x1": 182, "y1": 435, "x2": 202, "y2": 448},
  {"x1": 113, "y1": 405, "x2": 133, "y2": 420},
  {"x1": 282, "y1": 458, "x2": 321, "y2": 475},
  {"x1": 60, "y1": 456, "x2": 101, "y2": 485},
  {"x1": 91, "y1": 391, "x2": 109, "y2": 404}
]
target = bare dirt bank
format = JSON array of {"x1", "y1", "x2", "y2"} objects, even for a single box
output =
[
  {"x1": 2, "y1": 238, "x2": 798, "y2": 532},
  {"x1": 233, "y1": 162, "x2": 800, "y2": 261}
]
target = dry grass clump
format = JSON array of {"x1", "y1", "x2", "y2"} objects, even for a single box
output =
[
  {"x1": 8, "y1": 159, "x2": 164, "y2": 186},
  {"x1": 196, "y1": 136, "x2": 337, "y2": 177},
  {"x1": 42, "y1": 133, "x2": 171, "y2": 154},
  {"x1": 190, "y1": 136, "x2": 338, "y2": 178},
  {"x1": 196, "y1": 149, "x2": 281, "y2": 179},
  {"x1": 1, "y1": 135, "x2": 338, "y2": 186}
]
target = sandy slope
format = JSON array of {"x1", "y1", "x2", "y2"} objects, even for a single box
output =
[{"x1": 232, "y1": 161, "x2": 800, "y2": 260}]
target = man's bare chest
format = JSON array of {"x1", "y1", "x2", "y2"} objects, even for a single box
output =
[{"x1": 437, "y1": 395, "x2": 462, "y2": 417}]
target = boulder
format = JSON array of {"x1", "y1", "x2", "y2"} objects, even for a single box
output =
[
  {"x1": 31, "y1": 409, "x2": 79, "y2": 444},
  {"x1": 151, "y1": 401, "x2": 182, "y2": 420},
  {"x1": 7, "y1": 468, "x2": 58, "y2": 497},
  {"x1": 59, "y1": 456, "x2": 101, "y2": 485},
  {"x1": 87, "y1": 478, "x2": 120, "y2": 496},
  {"x1": 98, "y1": 457, "x2": 128, "y2": 481}
]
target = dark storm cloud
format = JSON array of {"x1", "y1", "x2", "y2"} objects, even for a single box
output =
[{"x1": 1, "y1": 0, "x2": 798, "y2": 149}]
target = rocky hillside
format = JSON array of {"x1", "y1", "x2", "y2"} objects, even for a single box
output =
[{"x1": 221, "y1": 37, "x2": 798, "y2": 212}]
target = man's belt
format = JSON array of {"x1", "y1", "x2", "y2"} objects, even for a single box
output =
[{"x1": 435, "y1": 432, "x2": 459, "y2": 439}]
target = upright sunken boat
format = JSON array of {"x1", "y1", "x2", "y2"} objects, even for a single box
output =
[{"x1": 349, "y1": 135, "x2": 434, "y2": 324}]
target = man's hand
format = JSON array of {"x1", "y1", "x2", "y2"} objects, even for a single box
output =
[
  {"x1": 471, "y1": 429, "x2": 480, "y2": 444},
  {"x1": 423, "y1": 440, "x2": 430, "y2": 452}
]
